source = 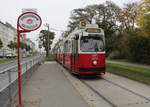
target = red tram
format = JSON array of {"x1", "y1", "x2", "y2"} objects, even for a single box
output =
[{"x1": 53, "y1": 23, "x2": 105, "y2": 75}]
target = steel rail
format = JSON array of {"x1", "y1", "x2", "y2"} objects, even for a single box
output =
[
  {"x1": 80, "y1": 79, "x2": 117, "y2": 107},
  {"x1": 102, "y1": 78, "x2": 150, "y2": 102}
]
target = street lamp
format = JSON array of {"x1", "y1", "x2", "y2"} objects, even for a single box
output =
[{"x1": 44, "y1": 23, "x2": 50, "y2": 55}]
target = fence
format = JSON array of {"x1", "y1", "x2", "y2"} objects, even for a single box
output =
[{"x1": 0, "y1": 55, "x2": 44, "y2": 107}]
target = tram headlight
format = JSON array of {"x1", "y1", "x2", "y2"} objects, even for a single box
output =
[{"x1": 93, "y1": 60, "x2": 97, "y2": 65}]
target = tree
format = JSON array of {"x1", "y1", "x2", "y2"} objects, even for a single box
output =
[
  {"x1": 39, "y1": 30, "x2": 55, "y2": 57},
  {"x1": 0, "y1": 38, "x2": 3, "y2": 49},
  {"x1": 136, "y1": 0, "x2": 150, "y2": 36},
  {"x1": 8, "y1": 41, "x2": 30, "y2": 52},
  {"x1": 20, "y1": 42, "x2": 26, "y2": 49},
  {"x1": 96, "y1": 1, "x2": 121, "y2": 37},
  {"x1": 128, "y1": 32, "x2": 150, "y2": 64},
  {"x1": 7, "y1": 41, "x2": 17, "y2": 50},
  {"x1": 117, "y1": 2, "x2": 138, "y2": 31},
  {"x1": 66, "y1": 1, "x2": 121, "y2": 38},
  {"x1": 25, "y1": 44, "x2": 31, "y2": 51}
]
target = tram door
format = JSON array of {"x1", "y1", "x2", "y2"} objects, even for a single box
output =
[{"x1": 71, "y1": 38, "x2": 78, "y2": 72}]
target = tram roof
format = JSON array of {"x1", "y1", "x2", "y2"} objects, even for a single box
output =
[{"x1": 56, "y1": 24, "x2": 104, "y2": 46}]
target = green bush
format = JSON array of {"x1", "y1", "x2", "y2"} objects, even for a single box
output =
[
  {"x1": 128, "y1": 32, "x2": 150, "y2": 64},
  {"x1": 106, "y1": 36, "x2": 121, "y2": 56},
  {"x1": 106, "y1": 30, "x2": 150, "y2": 64},
  {"x1": 45, "y1": 54, "x2": 55, "y2": 61},
  {"x1": 106, "y1": 33, "x2": 129, "y2": 59}
]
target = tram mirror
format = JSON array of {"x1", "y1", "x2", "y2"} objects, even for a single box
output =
[{"x1": 75, "y1": 34, "x2": 79, "y2": 40}]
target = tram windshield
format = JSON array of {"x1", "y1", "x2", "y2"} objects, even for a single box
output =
[{"x1": 80, "y1": 36, "x2": 104, "y2": 52}]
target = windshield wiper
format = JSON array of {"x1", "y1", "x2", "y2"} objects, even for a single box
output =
[{"x1": 94, "y1": 43, "x2": 99, "y2": 52}]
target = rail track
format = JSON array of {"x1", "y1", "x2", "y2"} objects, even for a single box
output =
[
  {"x1": 102, "y1": 78, "x2": 150, "y2": 102},
  {"x1": 80, "y1": 79, "x2": 116, "y2": 107},
  {"x1": 78, "y1": 75, "x2": 150, "y2": 107},
  {"x1": 59, "y1": 63, "x2": 150, "y2": 107}
]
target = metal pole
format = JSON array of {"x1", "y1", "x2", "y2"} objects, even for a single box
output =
[
  {"x1": 16, "y1": 12, "x2": 42, "y2": 107},
  {"x1": 45, "y1": 23, "x2": 50, "y2": 56},
  {"x1": 16, "y1": 29, "x2": 23, "y2": 107},
  {"x1": 47, "y1": 24, "x2": 50, "y2": 55}
]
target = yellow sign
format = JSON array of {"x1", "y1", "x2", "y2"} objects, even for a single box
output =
[
  {"x1": 80, "y1": 22, "x2": 86, "y2": 27},
  {"x1": 86, "y1": 28, "x2": 101, "y2": 33}
]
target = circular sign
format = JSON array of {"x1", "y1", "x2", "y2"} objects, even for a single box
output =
[{"x1": 18, "y1": 12, "x2": 42, "y2": 31}]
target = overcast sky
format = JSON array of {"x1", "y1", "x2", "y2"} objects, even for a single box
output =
[{"x1": 0, "y1": 0, "x2": 140, "y2": 49}]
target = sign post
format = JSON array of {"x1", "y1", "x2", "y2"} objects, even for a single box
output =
[{"x1": 16, "y1": 12, "x2": 42, "y2": 107}]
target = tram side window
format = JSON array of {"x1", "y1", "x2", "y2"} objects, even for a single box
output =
[
  {"x1": 72, "y1": 39, "x2": 78, "y2": 54},
  {"x1": 64, "y1": 41, "x2": 67, "y2": 53},
  {"x1": 60, "y1": 46, "x2": 63, "y2": 53},
  {"x1": 59, "y1": 47, "x2": 61, "y2": 54},
  {"x1": 72, "y1": 40, "x2": 75, "y2": 54},
  {"x1": 68, "y1": 41, "x2": 71, "y2": 53},
  {"x1": 64, "y1": 40, "x2": 71, "y2": 53}
]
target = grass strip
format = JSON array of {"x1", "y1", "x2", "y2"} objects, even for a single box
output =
[
  {"x1": 45, "y1": 54, "x2": 55, "y2": 61},
  {"x1": 0, "y1": 58, "x2": 17, "y2": 63},
  {"x1": 109, "y1": 59, "x2": 131, "y2": 63},
  {"x1": 106, "y1": 63, "x2": 150, "y2": 85},
  {"x1": 0, "y1": 56, "x2": 33, "y2": 63}
]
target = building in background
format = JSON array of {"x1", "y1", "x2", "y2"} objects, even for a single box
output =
[
  {"x1": 0, "y1": 20, "x2": 37, "y2": 58},
  {"x1": 0, "y1": 21, "x2": 17, "y2": 57}
]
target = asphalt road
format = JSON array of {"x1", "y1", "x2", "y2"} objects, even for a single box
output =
[{"x1": 0, "y1": 57, "x2": 34, "y2": 72}]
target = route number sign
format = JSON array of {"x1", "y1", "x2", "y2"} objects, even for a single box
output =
[{"x1": 18, "y1": 12, "x2": 42, "y2": 31}]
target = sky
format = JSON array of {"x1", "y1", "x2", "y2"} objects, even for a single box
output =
[{"x1": 0, "y1": 0, "x2": 141, "y2": 50}]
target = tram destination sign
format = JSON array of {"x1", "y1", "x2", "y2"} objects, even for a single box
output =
[{"x1": 18, "y1": 12, "x2": 42, "y2": 31}]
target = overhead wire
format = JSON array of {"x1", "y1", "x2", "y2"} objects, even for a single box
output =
[
  {"x1": 49, "y1": 28, "x2": 65, "y2": 33},
  {"x1": 81, "y1": 0, "x2": 88, "y2": 7}
]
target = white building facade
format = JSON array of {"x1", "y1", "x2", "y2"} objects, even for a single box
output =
[
  {"x1": 0, "y1": 21, "x2": 17, "y2": 57},
  {"x1": 0, "y1": 21, "x2": 37, "y2": 58}
]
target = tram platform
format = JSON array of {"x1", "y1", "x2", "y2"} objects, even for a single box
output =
[{"x1": 12, "y1": 62, "x2": 89, "y2": 107}]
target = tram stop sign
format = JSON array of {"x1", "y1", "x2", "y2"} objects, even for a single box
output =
[
  {"x1": 18, "y1": 12, "x2": 42, "y2": 31},
  {"x1": 16, "y1": 11, "x2": 42, "y2": 107}
]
